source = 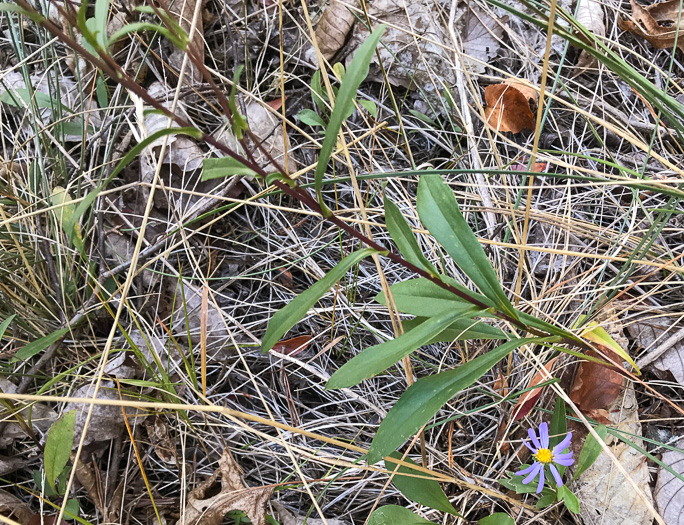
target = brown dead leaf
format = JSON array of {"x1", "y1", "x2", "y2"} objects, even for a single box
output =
[
  {"x1": 512, "y1": 356, "x2": 559, "y2": 421},
  {"x1": 484, "y1": 79, "x2": 537, "y2": 133},
  {"x1": 569, "y1": 348, "x2": 624, "y2": 422},
  {"x1": 0, "y1": 489, "x2": 32, "y2": 525},
  {"x1": 315, "y1": 0, "x2": 360, "y2": 61},
  {"x1": 456, "y1": 6, "x2": 508, "y2": 74},
  {"x1": 618, "y1": 0, "x2": 684, "y2": 54},
  {"x1": 575, "y1": 0, "x2": 606, "y2": 73},
  {"x1": 179, "y1": 448, "x2": 273, "y2": 525},
  {"x1": 344, "y1": 0, "x2": 456, "y2": 112},
  {"x1": 166, "y1": 0, "x2": 206, "y2": 82},
  {"x1": 218, "y1": 100, "x2": 298, "y2": 175},
  {"x1": 145, "y1": 416, "x2": 177, "y2": 464},
  {"x1": 271, "y1": 335, "x2": 312, "y2": 356}
]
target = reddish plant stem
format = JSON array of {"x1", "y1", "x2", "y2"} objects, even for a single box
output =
[{"x1": 21, "y1": 0, "x2": 584, "y2": 344}]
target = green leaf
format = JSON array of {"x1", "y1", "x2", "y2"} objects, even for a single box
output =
[
  {"x1": 573, "y1": 425, "x2": 607, "y2": 480},
  {"x1": 416, "y1": 175, "x2": 518, "y2": 321},
  {"x1": 202, "y1": 157, "x2": 258, "y2": 181},
  {"x1": 327, "y1": 308, "x2": 480, "y2": 389},
  {"x1": 549, "y1": 398, "x2": 567, "y2": 449},
  {"x1": 314, "y1": 25, "x2": 386, "y2": 215},
  {"x1": 0, "y1": 2, "x2": 46, "y2": 23},
  {"x1": 63, "y1": 499, "x2": 80, "y2": 520},
  {"x1": 44, "y1": 410, "x2": 76, "y2": 488},
  {"x1": 402, "y1": 317, "x2": 507, "y2": 342},
  {"x1": 384, "y1": 196, "x2": 439, "y2": 276},
  {"x1": 578, "y1": 319, "x2": 640, "y2": 374},
  {"x1": 498, "y1": 468, "x2": 538, "y2": 494},
  {"x1": 52, "y1": 187, "x2": 84, "y2": 255},
  {"x1": 367, "y1": 505, "x2": 435, "y2": 525},
  {"x1": 15, "y1": 326, "x2": 71, "y2": 360},
  {"x1": 311, "y1": 70, "x2": 327, "y2": 113},
  {"x1": 0, "y1": 315, "x2": 15, "y2": 340},
  {"x1": 262, "y1": 248, "x2": 378, "y2": 352},
  {"x1": 359, "y1": 99, "x2": 377, "y2": 118},
  {"x1": 375, "y1": 277, "x2": 492, "y2": 318},
  {"x1": 298, "y1": 109, "x2": 327, "y2": 127},
  {"x1": 108, "y1": 22, "x2": 186, "y2": 49},
  {"x1": 228, "y1": 65, "x2": 248, "y2": 139},
  {"x1": 558, "y1": 485, "x2": 580, "y2": 514},
  {"x1": 93, "y1": 0, "x2": 110, "y2": 49},
  {"x1": 535, "y1": 492, "x2": 556, "y2": 509},
  {"x1": 367, "y1": 337, "x2": 555, "y2": 463},
  {"x1": 385, "y1": 452, "x2": 460, "y2": 516},
  {"x1": 478, "y1": 513, "x2": 515, "y2": 525},
  {"x1": 0, "y1": 89, "x2": 72, "y2": 112}
]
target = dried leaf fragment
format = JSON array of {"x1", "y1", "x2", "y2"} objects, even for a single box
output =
[
  {"x1": 271, "y1": 335, "x2": 312, "y2": 356},
  {"x1": 575, "y1": 0, "x2": 606, "y2": 72},
  {"x1": 618, "y1": 0, "x2": 684, "y2": 54},
  {"x1": 315, "y1": 0, "x2": 360, "y2": 61},
  {"x1": 457, "y1": 6, "x2": 508, "y2": 74},
  {"x1": 179, "y1": 448, "x2": 273, "y2": 525},
  {"x1": 484, "y1": 79, "x2": 537, "y2": 133},
  {"x1": 654, "y1": 438, "x2": 684, "y2": 524}
]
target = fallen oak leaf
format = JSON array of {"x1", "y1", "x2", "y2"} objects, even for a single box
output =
[
  {"x1": 484, "y1": 79, "x2": 537, "y2": 133},
  {"x1": 618, "y1": 0, "x2": 684, "y2": 54},
  {"x1": 569, "y1": 348, "x2": 624, "y2": 423},
  {"x1": 179, "y1": 448, "x2": 273, "y2": 525}
]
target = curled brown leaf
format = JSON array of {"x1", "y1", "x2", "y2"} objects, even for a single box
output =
[
  {"x1": 618, "y1": 0, "x2": 684, "y2": 54},
  {"x1": 484, "y1": 79, "x2": 537, "y2": 133}
]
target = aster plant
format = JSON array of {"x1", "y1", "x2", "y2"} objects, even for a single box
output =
[{"x1": 517, "y1": 422, "x2": 574, "y2": 493}]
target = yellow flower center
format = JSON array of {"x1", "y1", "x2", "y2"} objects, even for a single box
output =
[{"x1": 535, "y1": 448, "x2": 553, "y2": 464}]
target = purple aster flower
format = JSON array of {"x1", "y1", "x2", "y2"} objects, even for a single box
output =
[{"x1": 516, "y1": 422, "x2": 574, "y2": 493}]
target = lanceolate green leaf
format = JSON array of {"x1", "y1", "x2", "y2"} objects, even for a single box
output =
[
  {"x1": 402, "y1": 317, "x2": 507, "y2": 342},
  {"x1": 385, "y1": 452, "x2": 460, "y2": 516},
  {"x1": 367, "y1": 505, "x2": 435, "y2": 525},
  {"x1": 44, "y1": 410, "x2": 76, "y2": 488},
  {"x1": 478, "y1": 513, "x2": 515, "y2": 525},
  {"x1": 384, "y1": 196, "x2": 439, "y2": 276},
  {"x1": 550, "y1": 398, "x2": 567, "y2": 449},
  {"x1": 262, "y1": 248, "x2": 378, "y2": 352},
  {"x1": 367, "y1": 337, "x2": 557, "y2": 463},
  {"x1": 376, "y1": 277, "x2": 492, "y2": 318},
  {"x1": 314, "y1": 26, "x2": 386, "y2": 215},
  {"x1": 573, "y1": 425, "x2": 607, "y2": 480},
  {"x1": 202, "y1": 157, "x2": 258, "y2": 180},
  {"x1": 15, "y1": 326, "x2": 71, "y2": 360},
  {"x1": 416, "y1": 175, "x2": 518, "y2": 321},
  {"x1": 0, "y1": 315, "x2": 15, "y2": 340},
  {"x1": 326, "y1": 308, "x2": 480, "y2": 389}
]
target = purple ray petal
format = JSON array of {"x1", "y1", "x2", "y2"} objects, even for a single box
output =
[
  {"x1": 539, "y1": 422, "x2": 549, "y2": 449},
  {"x1": 516, "y1": 463, "x2": 538, "y2": 476},
  {"x1": 524, "y1": 440, "x2": 536, "y2": 453},
  {"x1": 549, "y1": 464, "x2": 563, "y2": 487},
  {"x1": 523, "y1": 462, "x2": 542, "y2": 485},
  {"x1": 554, "y1": 452, "x2": 574, "y2": 460},
  {"x1": 536, "y1": 466, "x2": 546, "y2": 493},
  {"x1": 528, "y1": 427, "x2": 541, "y2": 450},
  {"x1": 555, "y1": 456, "x2": 575, "y2": 466},
  {"x1": 553, "y1": 432, "x2": 573, "y2": 455}
]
